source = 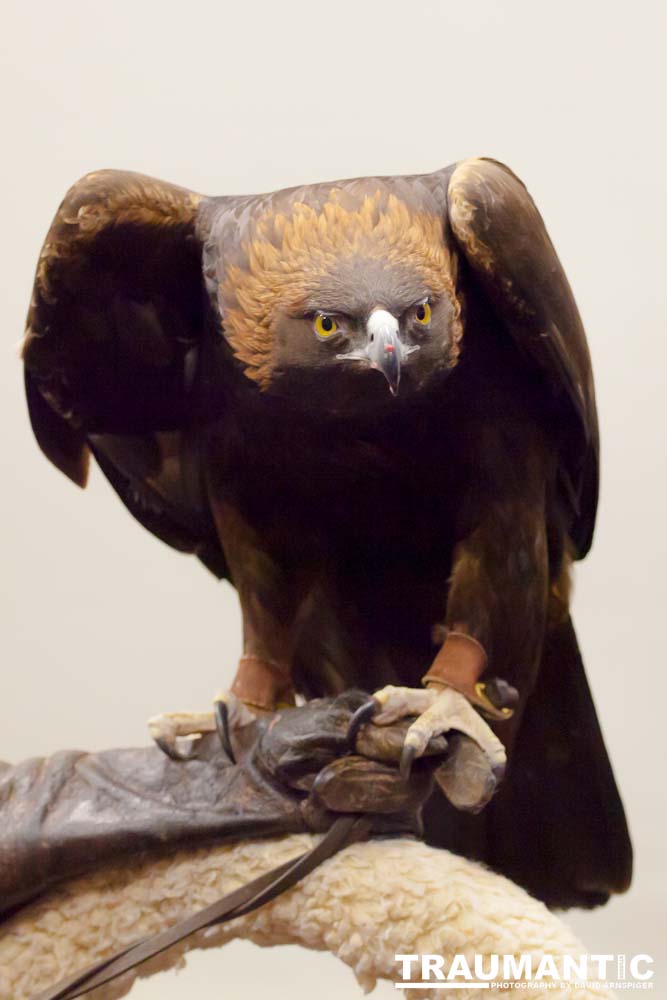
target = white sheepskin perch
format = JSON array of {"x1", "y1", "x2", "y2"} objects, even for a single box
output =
[{"x1": 0, "y1": 834, "x2": 617, "y2": 1000}]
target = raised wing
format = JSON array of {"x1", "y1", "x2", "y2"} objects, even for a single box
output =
[
  {"x1": 23, "y1": 170, "x2": 230, "y2": 577},
  {"x1": 439, "y1": 158, "x2": 599, "y2": 557}
]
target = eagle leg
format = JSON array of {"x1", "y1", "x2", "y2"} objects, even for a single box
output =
[
  {"x1": 147, "y1": 695, "x2": 259, "y2": 761},
  {"x1": 369, "y1": 684, "x2": 507, "y2": 811},
  {"x1": 147, "y1": 709, "x2": 218, "y2": 761}
]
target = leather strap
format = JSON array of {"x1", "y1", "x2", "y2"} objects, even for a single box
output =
[
  {"x1": 422, "y1": 629, "x2": 517, "y2": 721},
  {"x1": 231, "y1": 654, "x2": 295, "y2": 711},
  {"x1": 33, "y1": 815, "x2": 371, "y2": 1000}
]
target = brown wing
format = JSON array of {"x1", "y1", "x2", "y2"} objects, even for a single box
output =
[
  {"x1": 421, "y1": 162, "x2": 630, "y2": 905},
  {"x1": 23, "y1": 169, "x2": 230, "y2": 577},
  {"x1": 441, "y1": 158, "x2": 599, "y2": 557}
]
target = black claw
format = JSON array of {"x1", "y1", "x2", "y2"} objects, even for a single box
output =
[
  {"x1": 400, "y1": 743, "x2": 418, "y2": 782},
  {"x1": 214, "y1": 699, "x2": 236, "y2": 764},
  {"x1": 346, "y1": 698, "x2": 378, "y2": 751},
  {"x1": 154, "y1": 737, "x2": 196, "y2": 762}
]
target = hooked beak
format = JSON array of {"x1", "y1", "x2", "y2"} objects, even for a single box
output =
[{"x1": 336, "y1": 308, "x2": 418, "y2": 395}]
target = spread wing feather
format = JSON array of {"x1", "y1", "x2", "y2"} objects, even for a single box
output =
[
  {"x1": 442, "y1": 158, "x2": 599, "y2": 556},
  {"x1": 22, "y1": 169, "x2": 229, "y2": 577}
]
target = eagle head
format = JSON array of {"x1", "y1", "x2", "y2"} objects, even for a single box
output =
[{"x1": 217, "y1": 183, "x2": 462, "y2": 403}]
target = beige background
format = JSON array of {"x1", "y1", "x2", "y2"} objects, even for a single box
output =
[{"x1": 2, "y1": 0, "x2": 666, "y2": 995}]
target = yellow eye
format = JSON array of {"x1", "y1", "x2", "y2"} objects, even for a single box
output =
[
  {"x1": 415, "y1": 300, "x2": 431, "y2": 325},
  {"x1": 314, "y1": 313, "x2": 338, "y2": 338}
]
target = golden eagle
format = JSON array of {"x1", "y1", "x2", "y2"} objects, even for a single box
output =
[{"x1": 22, "y1": 159, "x2": 632, "y2": 908}]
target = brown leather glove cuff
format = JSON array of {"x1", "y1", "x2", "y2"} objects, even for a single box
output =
[
  {"x1": 422, "y1": 630, "x2": 516, "y2": 721},
  {"x1": 231, "y1": 654, "x2": 296, "y2": 711}
]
